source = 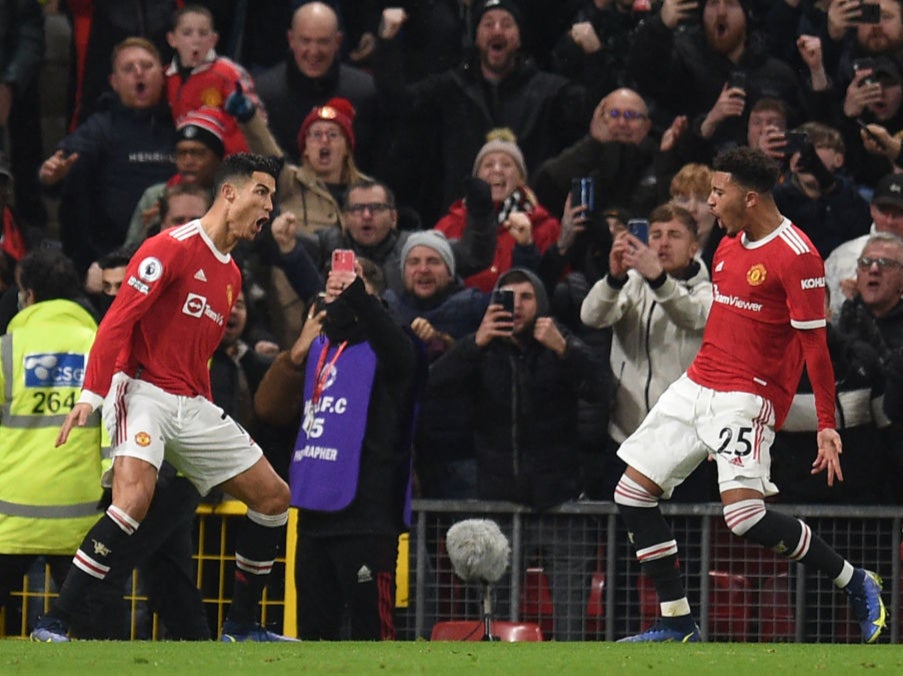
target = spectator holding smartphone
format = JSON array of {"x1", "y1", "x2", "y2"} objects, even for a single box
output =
[
  {"x1": 773, "y1": 122, "x2": 872, "y2": 257},
  {"x1": 580, "y1": 204, "x2": 714, "y2": 500},
  {"x1": 428, "y1": 267, "x2": 605, "y2": 639}
]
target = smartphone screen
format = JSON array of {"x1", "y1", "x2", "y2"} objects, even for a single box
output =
[
  {"x1": 855, "y1": 2, "x2": 881, "y2": 23},
  {"x1": 627, "y1": 219, "x2": 649, "y2": 244},
  {"x1": 331, "y1": 249, "x2": 356, "y2": 273},
  {"x1": 784, "y1": 131, "x2": 809, "y2": 156}
]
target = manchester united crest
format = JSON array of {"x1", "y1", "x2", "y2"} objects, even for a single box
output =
[
  {"x1": 746, "y1": 263, "x2": 767, "y2": 286},
  {"x1": 135, "y1": 431, "x2": 151, "y2": 447},
  {"x1": 227, "y1": 283, "x2": 234, "y2": 306},
  {"x1": 319, "y1": 105, "x2": 337, "y2": 120},
  {"x1": 201, "y1": 87, "x2": 223, "y2": 107}
]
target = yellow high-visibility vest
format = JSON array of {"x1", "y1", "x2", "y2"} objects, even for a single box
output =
[{"x1": 0, "y1": 299, "x2": 103, "y2": 555}]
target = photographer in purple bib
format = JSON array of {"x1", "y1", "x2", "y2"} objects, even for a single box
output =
[{"x1": 254, "y1": 255, "x2": 422, "y2": 640}]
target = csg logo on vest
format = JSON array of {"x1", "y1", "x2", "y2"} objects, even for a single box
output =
[{"x1": 24, "y1": 353, "x2": 86, "y2": 388}]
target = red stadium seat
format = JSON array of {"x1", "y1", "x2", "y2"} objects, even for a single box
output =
[
  {"x1": 585, "y1": 572, "x2": 606, "y2": 636},
  {"x1": 431, "y1": 620, "x2": 544, "y2": 642},
  {"x1": 708, "y1": 570, "x2": 751, "y2": 641},
  {"x1": 758, "y1": 573, "x2": 795, "y2": 642},
  {"x1": 520, "y1": 567, "x2": 554, "y2": 637}
]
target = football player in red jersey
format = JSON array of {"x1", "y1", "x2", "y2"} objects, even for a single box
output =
[
  {"x1": 613, "y1": 147, "x2": 887, "y2": 644},
  {"x1": 32, "y1": 154, "x2": 299, "y2": 643}
]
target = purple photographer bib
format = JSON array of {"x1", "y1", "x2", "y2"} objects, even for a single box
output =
[{"x1": 290, "y1": 336, "x2": 376, "y2": 511}]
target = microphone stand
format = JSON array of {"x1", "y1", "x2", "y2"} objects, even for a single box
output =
[{"x1": 481, "y1": 581, "x2": 498, "y2": 641}]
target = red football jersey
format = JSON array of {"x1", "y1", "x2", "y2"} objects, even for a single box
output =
[
  {"x1": 83, "y1": 221, "x2": 240, "y2": 400},
  {"x1": 688, "y1": 218, "x2": 835, "y2": 428}
]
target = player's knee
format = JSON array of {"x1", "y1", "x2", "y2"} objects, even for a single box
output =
[
  {"x1": 722, "y1": 498, "x2": 767, "y2": 537},
  {"x1": 613, "y1": 473, "x2": 659, "y2": 508}
]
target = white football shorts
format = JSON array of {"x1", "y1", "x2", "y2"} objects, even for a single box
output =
[
  {"x1": 616, "y1": 374, "x2": 779, "y2": 499},
  {"x1": 101, "y1": 372, "x2": 263, "y2": 496}
]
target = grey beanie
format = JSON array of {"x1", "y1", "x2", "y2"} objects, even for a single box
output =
[{"x1": 401, "y1": 230, "x2": 456, "y2": 277}]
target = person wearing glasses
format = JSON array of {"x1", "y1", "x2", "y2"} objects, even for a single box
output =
[
  {"x1": 532, "y1": 88, "x2": 668, "y2": 226},
  {"x1": 268, "y1": 178, "x2": 497, "y2": 306},
  {"x1": 626, "y1": 0, "x2": 803, "y2": 156},
  {"x1": 825, "y1": 173, "x2": 903, "y2": 318}
]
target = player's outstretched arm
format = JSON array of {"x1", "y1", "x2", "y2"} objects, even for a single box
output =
[
  {"x1": 812, "y1": 427, "x2": 844, "y2": 486},
  {"x1": 56, "y1": 402, "x2": 95, "y2": 447}
]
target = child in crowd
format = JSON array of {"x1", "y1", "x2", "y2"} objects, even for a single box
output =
[{"x1": 165, "y1": 3, "x2": 262, "y2": 155}]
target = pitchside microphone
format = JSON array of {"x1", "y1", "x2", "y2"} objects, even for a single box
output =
[
  {"x1": 445, "y1": 519, "x2": 511, "y2": 641},
  {"x1": 445, "y1": 519, "x2": 510, "y2": 584}
]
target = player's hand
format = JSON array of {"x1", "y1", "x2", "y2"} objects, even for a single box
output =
[
  {"x1": 56, "y1": 402, "x2": 94, "y2": 447},
  {"x1": 39, "y1": 149, "x2": 79, "y2": 186},
  {"x1": 812, "y1": 428, "x2": 844, "y2": 486},
  {"x1": 533, "y1": 317, "x2": 567, "y2": 357}
]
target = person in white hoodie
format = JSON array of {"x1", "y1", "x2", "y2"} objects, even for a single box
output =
[{"x1": 581, "y1": 203, "x2": 713, "y2": 496}]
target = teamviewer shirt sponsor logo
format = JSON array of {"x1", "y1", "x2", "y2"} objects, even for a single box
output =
[
  {"x1": 182, "y1": 293, "x2": 207, "y2": 318},
  {"x1": 24, "y1": 353, "x2": 86, "y2": 388}
]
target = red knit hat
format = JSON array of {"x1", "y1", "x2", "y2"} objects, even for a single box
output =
[{"x1": 297, "y1": 97, "x2": 356, "y2": 155}]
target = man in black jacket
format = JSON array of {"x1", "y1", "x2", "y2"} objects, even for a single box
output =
[
  {"x1": 255, "y1": 258, "x2": 421, "y2": 640},
  {"x1": 255, "y1": 2, "x2": 377, "y2": 171},
  {"x1": 38, "y1": 37, "x2": 176, "y2": 278},
  {"x1": 428, "y1": 267, "x2": 605, "y2": 640},
  {"x1": 374, "y1": 1, "x2": 587, "y2": 225}
]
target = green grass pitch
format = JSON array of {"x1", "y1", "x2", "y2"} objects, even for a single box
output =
[{"x1": 3, "y1": 641, "x2": 902, "y2": 675}]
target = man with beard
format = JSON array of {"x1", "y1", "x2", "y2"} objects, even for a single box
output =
[
  {"x1": 384, "y1": 231, "x2": 489, "y2": 498},
  {"x1": 374, "y1": 0, "x2": 587, "y2": 225},
  {"x1": 628, "y1": 0, "x2": 803, "y2": 153}
]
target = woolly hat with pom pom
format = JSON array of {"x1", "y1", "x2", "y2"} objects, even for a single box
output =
[{"x1": 298, "y1": 97, "x2": 356, "y2": 155}]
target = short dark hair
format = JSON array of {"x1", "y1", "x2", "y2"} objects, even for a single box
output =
[
  {"x1": 713, "y1": 147, "x2": 780, "y2": 193},
  {"x1": 172, "y1": 4, "x2": 215, "y2": 30},
  {"x1": 357, "y1": 256, "x2": 386, "y2": 294},
  {"x1": 18, "y1": 248, "x2": 83, "y2": 303},
  {"x1": 649, "y1": 203, "x2": 698, "y2": 239},
  {"x1": 97, "y1": 245, "x2": 137, "y2": 271},
  {"x1": 343, "y1": 179, "x2": 396, "y2": 211},
  {"x1": 212, "y1": 153, "x2": 280, "y2": 194}
]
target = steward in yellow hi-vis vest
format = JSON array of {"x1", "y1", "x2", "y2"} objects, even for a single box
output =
[{"x1": 0, "y1": 295, "x2": 102, "y2": 557}]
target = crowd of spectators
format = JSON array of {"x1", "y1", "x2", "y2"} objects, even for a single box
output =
[{"x1": 2, "y1": 0, "x2": 903, "y2": 640}]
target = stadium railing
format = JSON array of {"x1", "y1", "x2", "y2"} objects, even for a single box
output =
[{"x1": 2, "y1": 499, "x2": 899, "y2": 643}]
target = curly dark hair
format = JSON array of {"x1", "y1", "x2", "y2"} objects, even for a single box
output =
[{"x1": 713, "y1": 147, "x2": 780, "y2": 193}]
